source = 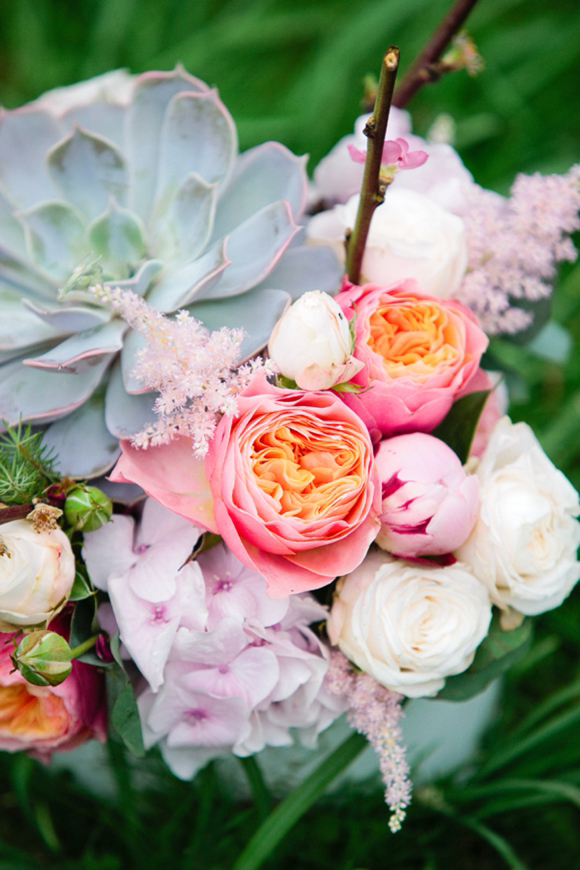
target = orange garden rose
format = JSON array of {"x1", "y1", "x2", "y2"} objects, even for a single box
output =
[{"x1": 111, "y1": 373, "x2": 381, "y2": 598}]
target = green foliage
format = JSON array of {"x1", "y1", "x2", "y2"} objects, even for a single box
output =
[
  {"x1": 438, "y1": 612, "x2": 533, "y2": 701},
  {"x1": 431, "y1": 389, "x2": 491, "y2": 463},
  {"x1": 0, "y1": 422, "x2": 58, "y2": 505}
]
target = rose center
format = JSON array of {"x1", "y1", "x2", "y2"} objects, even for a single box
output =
[
  {"x1": 250, "y1": 423, "x2": 363, "y2": 521},
  {"x1": 0, "y1": 684, "x2": 69, "y2": 741},
  {"x1": 368, "y1": 301, "x2": 460, "y2": 379}
]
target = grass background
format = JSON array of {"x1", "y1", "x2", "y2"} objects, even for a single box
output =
[{"x1": 1, "y1": 0, "x2": 580, "y2": 867}]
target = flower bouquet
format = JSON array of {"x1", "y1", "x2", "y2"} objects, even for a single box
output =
[{"x1": 0, "y1": 0, "x2": 579, "y2": 862}]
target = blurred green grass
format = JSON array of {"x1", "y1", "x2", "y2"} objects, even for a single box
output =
[{"x1": 1, "y1": 0, "x2": 580, "y2": 867}]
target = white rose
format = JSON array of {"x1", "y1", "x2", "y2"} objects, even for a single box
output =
[
  {"x1": 307, "y1": 188, "x2": 468, "y2": 298},
  {"x1": 0, "y1": 520, "x2": 76, "y2": 630},
  {"x1": 327, "y1": 549, "x2": 492, "y2": 698},
  {"x1": 267, "y1": 290, "x2": 364, "y2": 389},
  {"x1": 456, "y1": 417, "x2": 580, "y2": 615}
]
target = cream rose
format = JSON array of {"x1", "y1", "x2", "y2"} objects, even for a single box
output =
[
  {"x1": 307, "y1": 188, "x2": 468, "y2": 298},
  {"x1": 456, "y1": 417, "x2": 580, "y2": 615},
  {"x1": 267, "y1": 290, "x2": 364, "y2": 389},
  {"x1": 327, "y1": 549, "x2": 492, "y2": 698},
  {"x1": 0, "y1": 520, "x2": 76, "y2": 630}
]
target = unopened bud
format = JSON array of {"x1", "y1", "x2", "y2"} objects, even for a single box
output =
[
  {"x1": 12, "y1": 630, "x2": 73, "y2": 687},
  {"x1": 64, "y1": 485, "x2": 113, "y2": 532}
]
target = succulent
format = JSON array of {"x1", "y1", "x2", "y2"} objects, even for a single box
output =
[{"x1": 0, "y1": 68, "x2": 341, "y2": 477}]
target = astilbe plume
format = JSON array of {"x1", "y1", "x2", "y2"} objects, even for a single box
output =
[
  {"x1": 92, "y1": 285, "x2": 275, "y2": 457},
  {"x1": 458, "y1": 165, "x2": 580, "y2": 334},
  {"x1": 326, "y1": 649, "x2": 411, "y2": 832}
]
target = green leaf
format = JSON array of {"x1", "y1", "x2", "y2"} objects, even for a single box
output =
[
  {"x1": 276, "y1": 374, "x2": 299, "y2": 389},
  {"x1": 437, "y1": 613, "x2": 533, "y2": 702},
  {"x1": 232, "y1": 731, "x2": 367, "y2": 870},
  {"x1": 68, "y1": 595, "x2": 97, "y2": 650},
  {"x1": 112, "y1": 681, "x2": 145, "y2": 758},
  {"x1": 331, "y1": 381, "x2": 364, "y2": 393},
  {"x1": 68, "y1": 566, "x2": 96, "y2": 602},
  {"x1": 430, "y1": 390, "x2": 492, "y2": 464}
]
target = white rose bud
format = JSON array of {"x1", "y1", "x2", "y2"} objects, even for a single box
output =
[
  {"x1": 268, "y1": 290, "x2": 364, "y2": 390},
  {"x1": 307, "y1": 188, "x2": 468, "y2": 298},
  {"x1": 327, "y1": 549, "x2": 492, "y2": 698},
  {"x1": 0, "y1": 520, "x2": 76, "y2": 630},
  {"x1": 456, "y1": 417, "x2": 580, "y2": 615}
]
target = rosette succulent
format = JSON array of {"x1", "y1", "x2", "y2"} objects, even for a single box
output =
[{"x1": 0, "y1": 68, "x2": 341, "y2": 477}]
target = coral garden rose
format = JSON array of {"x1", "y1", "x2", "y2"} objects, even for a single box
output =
[
  {"x1": 0, "y1": 519, "x2": 76, "y2": 631},
  {"x1": 335, "y1": 279, "x2": 488, "y2": 438},
  {"x1": 111, "y1": 373, "x2": 381, "y2": 598},
  {"x1": 456, "y1": 417, "x2": 580, "y2": 615},
  {"x1": 375, "y1": 432, "x2": 479, "y2": 558},
  {"x1": 0, "y1": 612, "x2": 107, "y2": 755},
  {"x1": 327, "y1": 548, "x2": 492, "y2": 698}
]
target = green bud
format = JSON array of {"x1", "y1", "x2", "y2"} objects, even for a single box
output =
[
  {"x1": 64, "y1": 485, "x2": 113, "y2": 532},
  {"x1": 12, "y1": 630, "x2": 73, "y2": 687}
]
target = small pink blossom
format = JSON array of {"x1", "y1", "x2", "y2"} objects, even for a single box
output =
[{"x1": 348, "y1": 138, "x2": 428, "y2": 173}]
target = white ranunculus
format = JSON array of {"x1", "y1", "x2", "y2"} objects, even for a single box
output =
[
  {"x1": 456, "y1": 417, "x2": 580, "y2": 615},
  {"x1": 307, "y1": 188, "x2": 468, "y2": 298},
  {"x1": 267, "y1": 290, "x2": 363, "y2": 390},
  {"x1": 327, "y1": 549, "x2": 492, "y2": 698},
  {"x1": 0, "y1": 520, "x2": 76, "y2": 630}
]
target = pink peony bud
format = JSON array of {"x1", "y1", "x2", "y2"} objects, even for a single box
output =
[{"x1": 375, "y1": 432, "x2": 479, "y2": 558}]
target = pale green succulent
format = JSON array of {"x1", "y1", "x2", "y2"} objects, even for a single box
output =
[{"x1": 0, "y1": 68, "x2": 341, "y2": 477}]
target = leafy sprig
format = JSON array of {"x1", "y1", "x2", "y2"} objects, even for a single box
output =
[{"x1": 0, "y1": 421, "x2": 59, "y2": 506}]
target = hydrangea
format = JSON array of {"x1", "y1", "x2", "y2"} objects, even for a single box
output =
[
  {"x1": 0, "y1": 68, "x2": 341, "y2": 477},
  {"x1": 83, "y1": 499, "x2": 347, "y2": 780}
]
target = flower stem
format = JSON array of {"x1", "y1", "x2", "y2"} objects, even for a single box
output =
[
  {"x1": 346, "y1": 47, "x2": 400, "y2": 286},
  {"x1": 69, "y1": 634, "x2": 100, "y2": 659},
  {"x1": 393, "y1": 0, "x2": 481, "y2": 108}
]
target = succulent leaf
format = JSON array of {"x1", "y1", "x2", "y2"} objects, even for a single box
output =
[{"x1": 23, "y1": 320, "x2": 127, "y2": 374}]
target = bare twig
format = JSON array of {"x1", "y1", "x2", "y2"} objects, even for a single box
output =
[
  {"x1": 393, "y1": 0, "x2": 481, "y2": 108},
  {"x1": 346, "y1": 47, "x2": 400, "y2": 285}
]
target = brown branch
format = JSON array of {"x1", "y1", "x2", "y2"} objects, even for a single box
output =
[
  {"x1": 393, "y1": 0, "x2": 481, "y2": 108},
  {"x1": 346, "y1": 47, "x2": 400, "y2": 285}
]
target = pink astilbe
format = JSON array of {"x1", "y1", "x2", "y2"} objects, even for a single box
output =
[
  {"x1": 92, "y1": 286, "x2": 275, "y2": 457},
  {"x1": 326, "y1": 649, "x2": 411, "y2": 832},
  {"x1": 458, "y1": 165, "x2": 580, "y2": 334}
]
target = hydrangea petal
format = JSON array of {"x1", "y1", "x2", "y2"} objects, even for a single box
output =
[
  {"x1": 19, "y1": 201, "x2": 86, "y2": 282},
  {"x1": 126, "y1": 68, "x2": 210, "y2": 221},
  {"x1": 23, "y1": 319, "x2": 127, "y2": 373},
  {"x1": 41, "y1": 389, "x2": 121, "y2": 478},
  {"x1": 197, "y1": 201, "x2": 300, "y2": 300},
  {"x1": 154, "y1": 91, "x2": 237, "y2": 211},
  {"x1": 0, "y1": 109, "x2": 63, "y2": 207},
  {"x1": 188, "y1": 287, "x2": 290, "y2": 361},
  {"x1": 86, "y1": 200, "x2": 146, "y2": 277},
  {"x1": 47, "y1": 128, "x2": 128, "y2": 221},
  {"x1": 0, "y1": 352, "x2": 110, "y2": 425},
  {"x1": 212, "y1": 142, "x2": 307, "y2": 239},
  {"x1": 149, "y1": 172, "x2": 217, "y2": 266},
  {"x1": 83, "y1": 514, "x2": 137, "y2": 591}
]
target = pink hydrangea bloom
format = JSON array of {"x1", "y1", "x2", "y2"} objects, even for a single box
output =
[{"x1": 348, "y1": 138, "x2": 428, "y2": 172}]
